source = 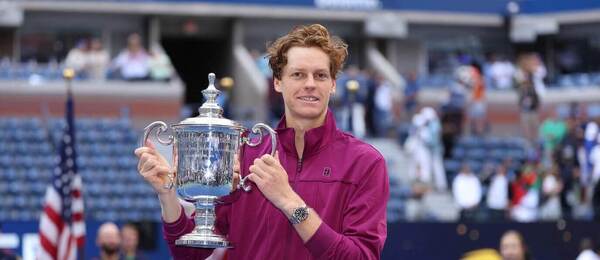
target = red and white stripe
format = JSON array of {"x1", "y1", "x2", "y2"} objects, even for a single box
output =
[{"x1": 38, "y1": 175, "x2": 85, "y2": 260}]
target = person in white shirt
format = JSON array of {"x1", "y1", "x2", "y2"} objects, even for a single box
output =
[
  {"x1": 65, "y1": 39, "x2": 89, "y2": 76},
  {"x1": 487, "y1": 164, "x2": 509, "y2": 220},
  {"x1": 590, "y1": 134, "x2": 600, "y2": 185},
  {"x1": 489, "y1": 59, "x2": 516, "y2": 90},
  {"x1": 405, "y1": 114, "x2": 432, "y2": 186},
  {"x1": 111, "y1": 33, "x2": 150, "y2": 81},
  {"x1": 576, "y1": 238, "x2": 600, "y2": 260},
  {"x1": 453, "y1": 163, "x2": 482, "y2": 221},
  {"x1": 421, "y1": 107, "x2": 447, "y2": 191},
  {"x1": 373, "y1": 74, "x2": 394, "y2": 137},
  {"x1": 86, "y1": 38, "x2": 110, "y2": 81},
  {"x1": 539, "y1": 166, "x2": 563, "y2": 221}
]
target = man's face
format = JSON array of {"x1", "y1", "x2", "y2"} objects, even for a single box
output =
[
  {"x1": 274, "y1": 46, "x2": 335, "y2": 122},
  {"x1": 97, "y1": 225, "x2": 121, "y2": 255},
  {"x1": 121, "y1": 226, "x2": 139, "y2": 252}
]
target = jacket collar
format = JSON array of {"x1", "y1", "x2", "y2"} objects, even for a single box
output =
[{"x1": 275, "y1": 109, "x2": 337, "y2": 159}]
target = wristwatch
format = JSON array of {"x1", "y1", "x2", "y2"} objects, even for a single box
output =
[{"x1": 289, "y1": 205, "x2": 310, "y2": 224}]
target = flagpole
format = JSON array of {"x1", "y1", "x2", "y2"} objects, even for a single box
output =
[{"x1": 64, "y1": 68, "x2": 86, "y2": 260}]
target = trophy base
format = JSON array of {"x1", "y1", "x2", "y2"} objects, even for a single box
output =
[{"x1": 175, "y1": 233, "x2": 232, "y2": 248}]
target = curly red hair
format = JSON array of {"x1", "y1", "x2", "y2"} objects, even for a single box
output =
[{"x1": 267, "y1": 24, "x2": 348, "y2": 80}]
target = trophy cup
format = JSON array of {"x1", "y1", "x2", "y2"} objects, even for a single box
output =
[{"x1": 141, "y1": 73, "x2": 276, "y2": 248}]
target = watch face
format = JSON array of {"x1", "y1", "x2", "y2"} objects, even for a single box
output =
[{"x1": 293, "y1": 207, "x2": 309, "y2": 223}]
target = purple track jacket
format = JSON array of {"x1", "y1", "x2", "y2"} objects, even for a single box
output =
[{"x1": 163, "y1": 110, "x2": 389, "y2": 259}]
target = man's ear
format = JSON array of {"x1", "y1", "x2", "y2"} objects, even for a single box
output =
[
  {"x1": 331, "y1": 79, "x2": 336, "y2": 94},
  {"x1": 274, "y1": 78, "x2": 283, "y2": 93}
]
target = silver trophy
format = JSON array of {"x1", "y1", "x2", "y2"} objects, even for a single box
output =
[{"x1": 141, "y1": 73, "x2": 276, "y2": 248}]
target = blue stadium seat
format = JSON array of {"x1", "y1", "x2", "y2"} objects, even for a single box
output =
[
  {"x1": 458, "y1": 136, "x2": 482, "y2": 149},
  {"x1": 466, "y1": 148, "x2": 486, "y2": 161},
  {"x1": 558, "y1": 75, "x2": 574, "y2": 87},
  {"x1": 574, "y1": 73, "x2": 591, "y2": 86},
  {"x1": 587, "y1": 104, "x2": 600, "y2": 118},
  {"x1": 444, "y1": 159, "x2": 462, "y2": 173},
  {"x1": 452, "y1": 147, "x2": 465, "y2": 158}
]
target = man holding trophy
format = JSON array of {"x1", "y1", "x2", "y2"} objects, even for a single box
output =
[{"x1": 135, "y1": 24, "x2": 389, "y2": 259}]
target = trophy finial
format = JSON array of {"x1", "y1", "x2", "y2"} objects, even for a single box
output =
[
  {"x1": 199, "y1": 72, "x2": 223, "y2": 118},
  {"x1": 208, "y1": 73, "x2": 216, "y2": 87}
]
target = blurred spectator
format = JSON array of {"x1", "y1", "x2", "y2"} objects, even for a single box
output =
[
  {"x1": 148, "y1": 45, "x2": 174, "y2": 82},
  {"x1": 404, "y1": 179, "x2": 433, "y2": 221},
  {"x1": 567, "y1": 167, "x2": 591, "y2": 220},
  {"x1": 576, "y1": 238, "x2": 600, "y2": 260},
  {"x1": 364, "y1": 70, "x2": 377, "y2": 137},
  {"x1": 468, "y1": 63, "x2": 487, "y2": 136},
  {"x1": 373, "y1": 73, "x2": 394, "y2": 137},
  {"x1": 335, "y1": 65, "x2": 369, "y2": 136},
  {"x1": 65, "y1": 39, "x2": 89, "y2": 77},
  {"x1": 121, "y1": 223, "x2": 148, "y2": 260},
  {"x1": 486, "y1": 164, "x2": 510, "y2": 221},
  {"x1": 583, "y1": 121, "x2": 598, "y2": 188},
  {"x1": 539, "y1": 165, "x2": 563, "y2": 220},
  {"x1": 452, "y1": 163, "x2": 482, "y2": 221},
  {"x1": 558, "y1": 47, "x2": 581, "y2": 74},
  {"x1": 531, "y1": 54, "x2": 547, "y2": 99},
  {"x1": 539, "y1": 112, "x2": 567, "y2": 169},
  {"x1": 590, "y1": 133, "x2": 600, "y2": 185},
  {"x1": 253, "y1": 49, "x2": 283, "y2": 126},
  {"x1": 403, "y1": 71, "x2": 420, "y2": 120},
  {"x1": 510, "y1": 163, "x2": 540, "y2": 222},
  {"x1": 87, "y1": 38, "x2": 110, "y2": 81},
  {"x1": 555, "y1": 117, "x2": 582, "y2": 219},
  {"x1": 251, "y1": 49, "x2": 282, "y2": 125},
  {"x1": 405, "y1": 114, "x2": 432, "y2": 186},
  {"x1": 421, "y1": 107, "x2": 447, "y2": 191},
  {"x1": 111, "y1": 33, "x2": 150, "y2": 81},
  {"x1": 499, "y1": 230, "x2": 531, "y2": 260},
  {"x1": 486, "y1": 53, "x2": 515, "y2": 90},
  {"x1": 94, "y1": 222, "x2": 122, "y2": 260},
  {"x1": 440, "y1": 66, "x2": 469, "y2": 158},
  {"x1": 515, "y1": 53, "x2": 542, "y2": 144}
]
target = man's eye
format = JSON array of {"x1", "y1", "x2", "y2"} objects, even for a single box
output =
[
  {"x1": 316, "y1": 73, "x2": 329, "y2": 80},
  {"x1": 291, "y1": 72, "x2": 303, "y2": 78}
]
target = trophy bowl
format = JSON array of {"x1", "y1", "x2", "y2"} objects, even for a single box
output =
[{"x1": 141, "y1": 73, "x2": 276, "y2": 248}]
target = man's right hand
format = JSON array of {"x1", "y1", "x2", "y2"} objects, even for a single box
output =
[{"x1": 134, "y1": 140, "x2": 174, "y2": 195}]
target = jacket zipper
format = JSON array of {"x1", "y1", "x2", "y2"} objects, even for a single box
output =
[
  {"x1": 296, "y1": 157, "x2": 303, "y2": 176},
  {"x1": 284, "y1": 156, "x2": 303, "y2": 259}
]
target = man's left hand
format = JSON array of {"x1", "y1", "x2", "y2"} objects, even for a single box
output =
[{"x1": 247, "y1": 151, "x2": 303, "y2": 211}]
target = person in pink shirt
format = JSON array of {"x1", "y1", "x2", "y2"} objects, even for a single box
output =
[{"x1": 135, "y1": 24, "x2": 389, "y2": 259}]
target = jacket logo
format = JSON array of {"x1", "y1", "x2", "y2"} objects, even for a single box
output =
[{"x1": 323, "y1": 167, "x2": 331, "y2": 177}]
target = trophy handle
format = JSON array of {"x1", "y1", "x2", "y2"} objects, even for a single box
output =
[
  {"x1": 238, "y1": 123, "x2": 277, "y2": 192},
  {"x1": 141, "y1": 121, "x2": 175, "y2": 189}
]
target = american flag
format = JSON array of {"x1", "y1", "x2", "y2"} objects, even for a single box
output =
[{"x1": 38, "y1": 90, "x2": 86, "y2": 260}]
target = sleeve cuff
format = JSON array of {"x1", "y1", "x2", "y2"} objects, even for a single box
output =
[
  {"x1": 162, "y1": 205, "x2": 194, "y2": 241},
  {"x1": 304, "y1": 221, "x2": 340, "y2": 258}
]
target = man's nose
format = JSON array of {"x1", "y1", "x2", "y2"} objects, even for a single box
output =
[{"x1": 304, "y1": 75, "x2": 316, "y2": 88}]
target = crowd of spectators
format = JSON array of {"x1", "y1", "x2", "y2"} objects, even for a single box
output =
[
  {"x1": 0, "y1": 33, "x2": 174, "y2": 83},
  {"x1": 67, "y1": 33, "x2": 174, "y2": 82}
]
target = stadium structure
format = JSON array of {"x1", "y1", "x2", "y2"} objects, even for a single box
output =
[{"x1": 1, "y1": 0, "x2": 600, "y2": 259}]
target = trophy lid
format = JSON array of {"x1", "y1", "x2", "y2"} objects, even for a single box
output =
[{"x1": 174, "y1": 73, "x2": 243, "y2": 129}]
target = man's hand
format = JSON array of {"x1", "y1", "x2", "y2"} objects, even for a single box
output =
[
  {"x1": 247, "y1": 151, "x2": 303, "y2": 212},
  {"x1": 134, "y1": 140, "x2": 174, "y2": 195},
  {"x1": 134, "y1": 140, "x2": 181, "y2": 223}
]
